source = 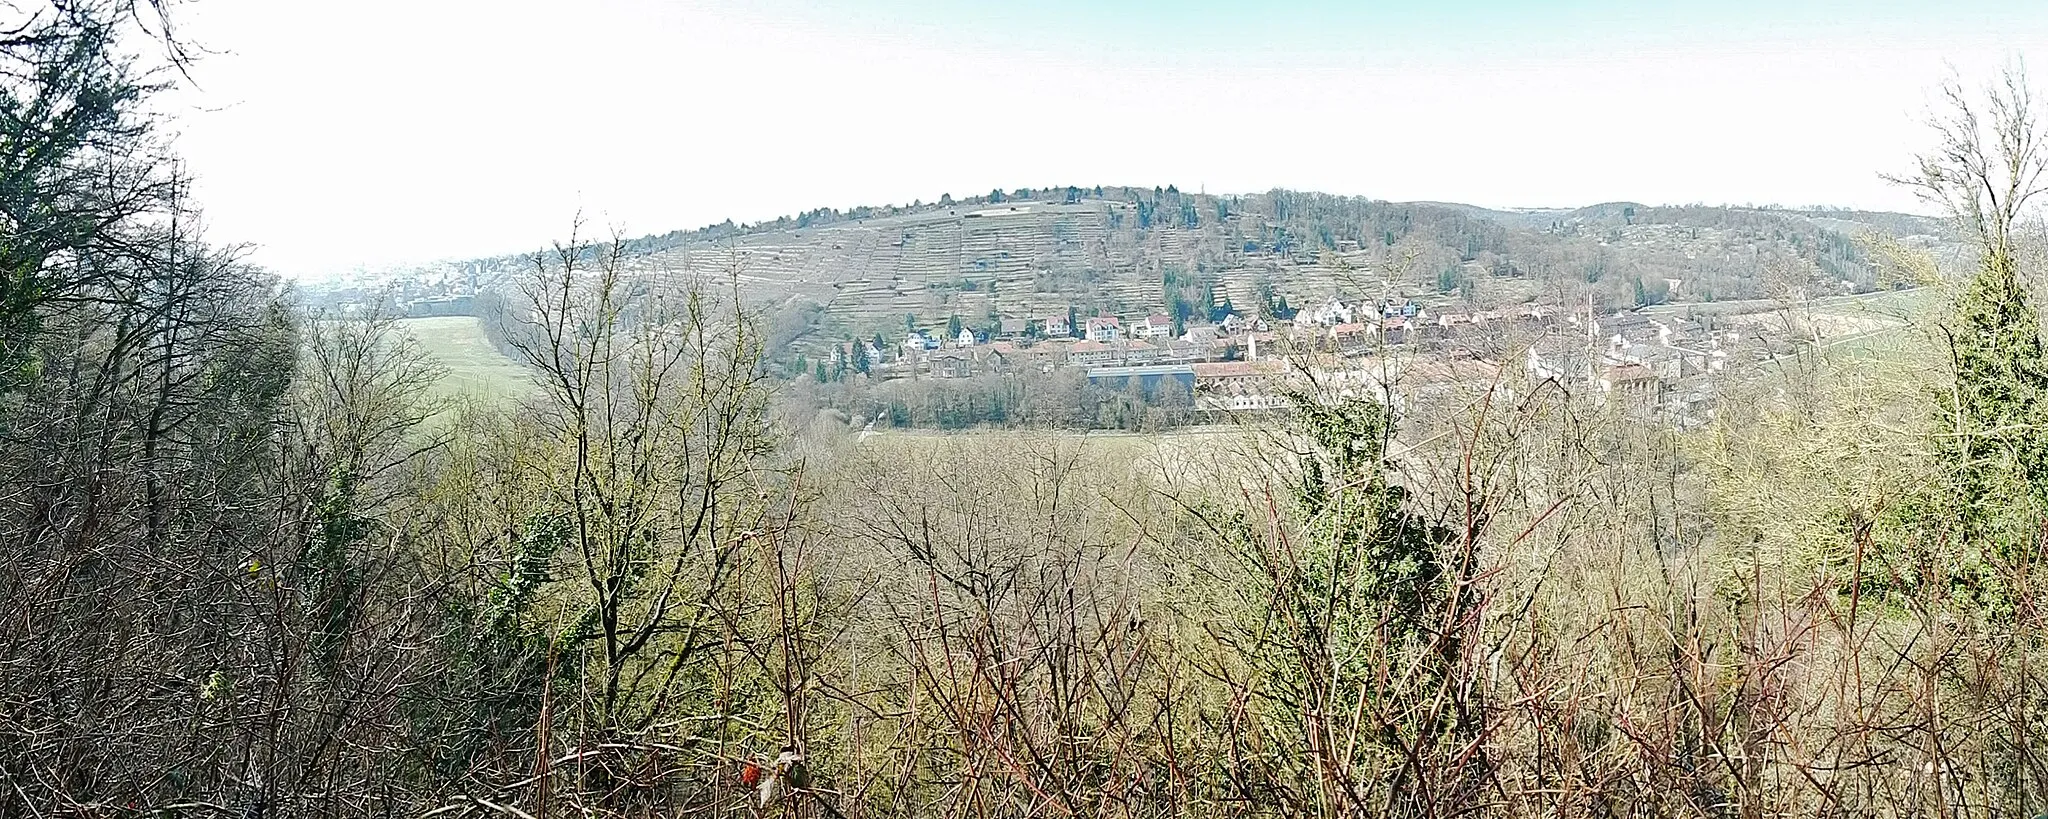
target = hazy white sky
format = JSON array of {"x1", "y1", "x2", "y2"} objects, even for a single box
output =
[{"x1": 156, "y1": 0, "x2": 2048, "y2": 278}]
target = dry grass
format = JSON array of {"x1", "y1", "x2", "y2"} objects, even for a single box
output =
[{"x1": 397, "y1": 315, "x2": 536, "y2": 403}]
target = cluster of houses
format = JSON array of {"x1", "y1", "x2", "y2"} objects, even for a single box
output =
[
  {"x1": 847, "y1": 309, "x2": 1272, "y2": 381},
  {"x1": 1294, "y1": 296, "x2": 1561, "y2": 351},
  {"x1": 1525, "y1": 309, "x2": 1737, "y2": 425},
  {"x1": 308, "y1": 261, "x2": 487, "y2": 318},
  {"x1": 838, "y1": 293, "x2": 1746, "y2": 425},
  {"x1": 857, "y1": 296, "x2": 1570, "y2": 378}
]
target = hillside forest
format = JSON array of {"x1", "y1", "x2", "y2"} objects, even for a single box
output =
[{"x1": 7, "y1": 5, "x2": 2048, "y2": 819}]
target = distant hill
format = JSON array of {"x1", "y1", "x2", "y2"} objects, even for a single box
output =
[{"x1": 433, "y1": 187, "x2": 1956, "y2": 352}]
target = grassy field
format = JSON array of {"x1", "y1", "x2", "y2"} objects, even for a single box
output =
[
  {"x1": 396, "y1": 316, "x2": 535, "y2": 404},
  {"x1": 1808, "y1": 286, "x2": 1946, "y2": 362},
  {"x1": 1811, "y1": 286, "x2": 1945, "y2": 322}
]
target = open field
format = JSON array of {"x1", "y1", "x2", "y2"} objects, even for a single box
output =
[
  {"x1": 1804, "y1": 287, "x2": 1946, "y2": 361},
  {"x1": 1809, "y1": 285, "x2": 1944, "y2": 321},
  {"x1": 396, "y1": 316, "x2": 535, "y2": 403}
]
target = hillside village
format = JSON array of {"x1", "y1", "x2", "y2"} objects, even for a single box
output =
[
  {"x1": 829, "y1": 286, "x2": 1826, "y2": 428},
  {"x1": 309, "y1": 187, "x2": 1947, "y2": 430}
]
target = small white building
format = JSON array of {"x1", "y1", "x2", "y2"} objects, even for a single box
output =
[
  {"x1": 1302, "y1": 296, "x2": 1355, "y2": 327},
  {"x1": 1131, "y1": 313, "x2": 1174, "y2": 340},
  {"x1": 1085, "y1": 315, "x2": 1123, "y2": 342}
]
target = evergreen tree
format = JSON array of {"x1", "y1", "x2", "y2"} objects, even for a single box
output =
[
  {"x1": 1940, "y1": 218, "x2": 2048, "y2": 529},
  {"x1": 1889, "y1": 69, "x2": 2048, "y2": 603}
]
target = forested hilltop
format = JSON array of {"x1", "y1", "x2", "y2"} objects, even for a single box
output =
[{"x1": 11, "y1": 3, "x2": 2048, "y2": 818}]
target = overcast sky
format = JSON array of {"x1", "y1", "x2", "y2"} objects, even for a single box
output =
[{"x1": 157, "y1": 0, "x2": 2048, "y2": 279}]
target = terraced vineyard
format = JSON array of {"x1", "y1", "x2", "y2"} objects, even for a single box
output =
[
  {"x1": 634, "y1": 202, "x2": 1166, "y2": 328},
  {"x1": 623, "y1": 202, "x2": 1447, "y2": 336}
]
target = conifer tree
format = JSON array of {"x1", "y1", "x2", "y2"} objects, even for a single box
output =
[{"x1": 1893, "y1": 67, "x2": 2048, "y2": 576}]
